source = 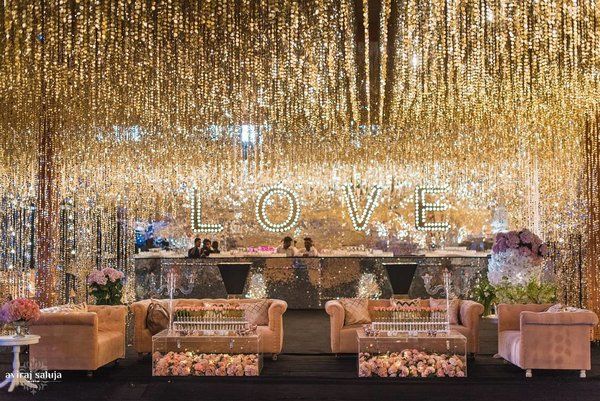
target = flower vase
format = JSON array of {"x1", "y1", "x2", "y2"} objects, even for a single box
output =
[{"x1": 12, "y1": 320, "x2": 27, "y2": 338}]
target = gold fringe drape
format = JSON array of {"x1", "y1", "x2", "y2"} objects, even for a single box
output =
[{"x1": 585, "y1": 109, "x2": 600, "y2": 340}]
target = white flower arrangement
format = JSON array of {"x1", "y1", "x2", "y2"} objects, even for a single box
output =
[{"x1": 487, "y1": 248, "x2": 543, "y2": 286}]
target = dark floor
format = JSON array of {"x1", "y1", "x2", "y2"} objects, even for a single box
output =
[{"x1": 1, "y1": 310, "x2": 600, "y2": 401}]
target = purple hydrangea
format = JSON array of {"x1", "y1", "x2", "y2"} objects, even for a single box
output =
[{"x1": 519, "y1": 229, "x2": 534, "y2": 244}]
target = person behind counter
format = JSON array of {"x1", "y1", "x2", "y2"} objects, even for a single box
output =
[
  {"x1": 301, "y1": 237, "x2": 319, "y2": 257},
  {"x1": 211, "y1": 240, "x2": 221, "y2": 254},
  {"x1": 200, "y1": 238, "x2": 213, "y2": 257},
  {"x1": 276, "y1": 236, "x2": 299, "y2": 257},
  {"x1": 188, "y1": 238, "x2": 203, "y2": 258}
]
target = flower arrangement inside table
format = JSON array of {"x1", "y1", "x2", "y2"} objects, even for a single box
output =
[
  {"x1": 152, "y1": 351, "x2": 260, "y2": 376},
  {"x1": 369, "y1": 306, "x2": 449, "y2": 335},
  {"x1": 173, "y1": 304, "x2": 254, "y2": 335},
  {"x1": 359, "y1": 349, "x2": 465, "y2": 378},
  {"x1": 0, "y1": 298, "x2": 41, "y2": 337}
]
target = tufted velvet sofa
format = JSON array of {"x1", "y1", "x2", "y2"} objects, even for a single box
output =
[
  {"x1": 497, "y1": 303, "x2": 598, "y2": 377},
  {"x1": 325, "y1": 298, "x2": 484, "y2": 354},
  {"x1": 131, "y1": 298, "x2": 287, "y2": 359},
  {"x1": 29, "y1": 305, "x2": 128, "y2": 372}
]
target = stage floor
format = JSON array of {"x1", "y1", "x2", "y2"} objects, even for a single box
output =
[{"x1": 1, "y1": 310, "x2": 599, "y2": 401}]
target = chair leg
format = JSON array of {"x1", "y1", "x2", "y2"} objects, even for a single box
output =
[
  {"x1": 580, "y1": 370, "x2": 586, "y2": 378},
  {"x1": 525, "y1": 369, "x2": 532, "y2": 378}
]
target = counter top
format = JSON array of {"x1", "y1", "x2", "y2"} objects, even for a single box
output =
[{"x1": 134, "y1": 250, "x2": 490, "y2": 259}]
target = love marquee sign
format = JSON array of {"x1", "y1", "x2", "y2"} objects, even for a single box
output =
[{"x1": 191, "y1": 184, "x2": 450, "y2": 233}]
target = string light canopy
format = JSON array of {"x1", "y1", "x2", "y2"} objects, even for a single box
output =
[{"x1": 0, "y1": 1, "x2": 597, "y2": 320}]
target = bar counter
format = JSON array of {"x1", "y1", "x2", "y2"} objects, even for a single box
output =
[{"x1": 134, "y1": 251, "x2": 489, "y2": 309}]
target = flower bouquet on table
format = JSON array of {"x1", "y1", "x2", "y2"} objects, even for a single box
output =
[
  {"x1": 0, "y1": 298, "x2": 41, "y2": 337},
  {"x1": 87, "y1": 267, "x2": 125, "y2": 305},
  {"x1": 487, "y1": 229, "x2": 556, "y2": 304}
]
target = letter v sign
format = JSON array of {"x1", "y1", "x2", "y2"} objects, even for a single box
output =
[{"x1": 342, "y1": 184, "x2": 383, "y2": 231}]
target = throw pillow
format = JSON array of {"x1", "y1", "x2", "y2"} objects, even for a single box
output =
[
  {"x1": 240, "y1": 299, "x2": 270, "y2": 326},
  {"x1": 146, "y1": 300, "x2": 170, "y2": 335},
  {"x1": 389, "y1": 298, "x2": 420, "y2": 308},
  {"x1": 339, "y1": 298, "x2": 371, "y2": 325},
  {"x1": 429, "y1": 298, "x2": 460, "y2": 325}
]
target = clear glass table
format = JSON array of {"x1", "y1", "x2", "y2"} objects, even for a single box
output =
[
  {"x1": 152, "y1": 329, "x2": 261, "y2": 376},
  {"x1": 357, "y1": 329, "x2": 467, "y2": 378}
]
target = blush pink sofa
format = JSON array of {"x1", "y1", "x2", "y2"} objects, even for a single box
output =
[
  {"x1": 131, "y1": 298, "x2": 287, "y2": 359},
  {"x1": 325, "y1": 299, "x2": 484, "y2": 354},
  {"x1": 497, "y1": 303, "x2": 599, "y2": 377},
  {"x1": 29, "y1": 305, "x2": 128, "y2": 372}
]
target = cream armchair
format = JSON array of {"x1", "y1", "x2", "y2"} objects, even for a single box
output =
[
  {"x1": 29, "y1": 305, "x2": 128, "y2": 372},
  {"x1": 497, "y1": 303, "x2": 598, "y2": 377},
  {"x1": 325, "y1": 299, "x2": 484, "y2": 354},
  {"x1": 131, "y1": 298, "x2": 287, "y2": 358}
]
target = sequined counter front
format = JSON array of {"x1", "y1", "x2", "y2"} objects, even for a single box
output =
[{"x1": 134, "y1": 255, "x2": 489, "y2": 309}]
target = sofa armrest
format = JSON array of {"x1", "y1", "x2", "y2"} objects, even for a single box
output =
[
  {"x1": 497, "y1": 303, "x2": 551, "y2": 332},
  {"x1": 268, "y1": 300, "x2": 288, "y2": 332},
  {"x1": 325, "y1": 300, "x2": 345, "y2": 330},
  {"x1": 130, "y1": 299, "x2": 153, "y2": 331},
  {"x1": 459, "y1": 300, "x2": 484, "y2": 328},
  {"x1": 521, "y1": 310, "x2": 599, "y2": 327},
  {"x1": 29, "y1": 312, "x2": 100, "y2": 370},
  {"x1": 325, "y1": 300, "x2": 345, "y2": 353},
  {"x1": 88, "y1": 305, "x2": 128, "y2": 333}
]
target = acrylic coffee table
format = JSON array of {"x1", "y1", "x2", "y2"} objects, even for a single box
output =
[{"x1": 357, "y1": 329, "x2": 467, "y2": 378}]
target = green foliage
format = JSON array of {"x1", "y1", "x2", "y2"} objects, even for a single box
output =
[
  {"x1": 90, "y1": 280, "x2": 123, "y2": 305},
  {"x1": 471, "y1": 275, "x2": 497, "y2": 316},
  {"x1": 494, "y1": 279, "x2": 557, "y2": 304}
]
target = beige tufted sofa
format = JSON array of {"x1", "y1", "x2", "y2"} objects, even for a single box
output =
[
  {"x1": 131, "y1": 298, "x2": 287, "y2": 359},
  {"x1": 29, "y1": 305, "x2": 128, "y2": 372},
  {"x1": 325, "y1": 298, "x2": 484, "y2": 354},
  {"x1": 497, "y1": 303, "x2": 598, "y2": 378}
]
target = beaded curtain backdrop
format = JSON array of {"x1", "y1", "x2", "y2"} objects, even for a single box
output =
[{"x1": 0, "y1": 0, "x2": 598, "y2": 334}]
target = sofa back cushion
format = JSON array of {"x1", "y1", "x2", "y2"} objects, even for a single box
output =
[
  {"x1": 41, "y1": 302, "x2": 88, "y2": 313},
  {"x1": 340, "y1": 298, "x2": 371, "y2": 325},
  {"x1": 390, "y1": 298, "x2": 421, "y2": 308},
  {"x1": 152, "y1": 298, "x2": 272, "y2": 327},
  {"x1": 429, "y1": 298, "x2": 460, "y2": 325},
  {"x1": 146, "y1": 301, "x2": 170, "y2": 335},
  {"x1": 239, "y1": 299, "x2": 270, "y2": 326}
]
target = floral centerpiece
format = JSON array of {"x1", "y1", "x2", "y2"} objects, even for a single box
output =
[
  {"x1": 488, "y1": 229, "x2": 549, "y2": 285},
  {"x1": 369, "y1": 306, "x2": 448, "y2": 334},
  {"x1": 87, "y1": 267, "x2": 125, "y2": 305},
  {"x1": 174, "y1": 304, "x2": 244, "y2": 320},
  {"x1": 487, "y1": 229, "x2": 555, "y2": 304},
  {"x1": 471, "y1": 275, "x2": 496, "y2": 316},
  {"x1": 371, "y1": 306, "x2": 446, "y2": 321},
  {"x1": 0, "y1": 298, "x2": 41, "y2": 337},
  {"x1": 173, "y1": 304, "x2": 251, "y2": 335}
]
